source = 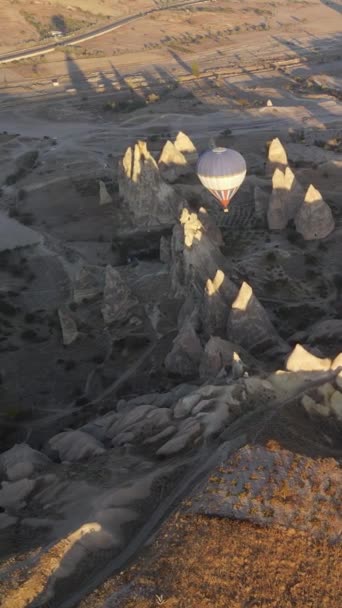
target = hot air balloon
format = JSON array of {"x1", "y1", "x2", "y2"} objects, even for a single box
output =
[{"x1": 196, "y1": 147, "x2": 246, "y2": 212}]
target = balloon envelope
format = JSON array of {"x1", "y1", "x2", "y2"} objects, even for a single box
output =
[{"x1": 197, "y1": 147, "x2": 246, "y2": 210}]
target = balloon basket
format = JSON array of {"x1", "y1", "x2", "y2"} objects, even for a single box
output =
[{"x1": 224, "y1": 208, "x2": 229, "y2": 213}]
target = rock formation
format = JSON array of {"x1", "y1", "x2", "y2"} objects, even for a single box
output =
[
  {"x1": 0, "y1": 478, "x2": 36, "y2": 511},
  {"x1": 266, "y1": 137, "x2": 288, "y2": 176},
  {"x1": 201, "y1": 269, "x2": 238, "y2": 338},
  {"x1": 267, "y1": 166, "x2": 304, "y2": 229},
  {"x1": 101, "y1": 265, "x2": 138, "y2": 325},
  {"x1": 285, "y1": 344, "x2": 331, "y2": 372},
  {"x1": 267, "y1": 168, "x2": 288, "y2": 230},
  {"x1": 58, "y1": 306, "x2": 78, "y2": 346},
  {"x1": 283, "y1": 166, "x2": 304, "y2": 218},
  {"x1": 158, "y1": 140, "x2": 190, "y2": 183},
  {"x1": 99, "y1": 180, "x2": 112, "y2": 206},
  {"x1": 294, "y1": 185, "x2": 335, "y2": 240},
  {"x1": 46, "y1": 430, "x2": 105, "y2": 462},
  {"x1": 118, "y1": 140, "x2": 179, "y2": 227},
  {"x1": 73, "y1": 265, "x2": 104, "y2": 304},
  {"x1": 227, "y1": 281, "x2": 283, "y2": 354},
  {"x1": 165, "y1": 318, "x2": 203, "y2": 377},
  {"x1": 0, "y1": 444, "x2": 50, "y2": 481},
  {"x1": 0, "y1": 211, "x2": 42, "y2": 252},
  {"x1": 199, "y1": 336, "x2": 236, "y2": 379},
  {"x1": 174, "y1": 131, "x2": 198, "y2": 162},
  {"x1": 170, "y1": 207, "x2": 225, "y2": 298},
  {"x1": 174, "y1": 131, "x2": 196, "y2": 154}
]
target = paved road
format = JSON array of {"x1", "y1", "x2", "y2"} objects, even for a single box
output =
[{"x1": 0, "y1": 0, "x2": 210, "y2": 64}]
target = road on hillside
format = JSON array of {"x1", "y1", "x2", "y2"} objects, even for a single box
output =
[{"x1": 0, "y1": 0, "x2": 210, "y2": 65}]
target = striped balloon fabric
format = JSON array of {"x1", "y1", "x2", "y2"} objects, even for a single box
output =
[{"x1": 197, "y1": 147, "x2": 247, "y2": 212}]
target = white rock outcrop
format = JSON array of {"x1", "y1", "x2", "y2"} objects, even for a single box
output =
[
  {"x1": 294, "y1": 185, "x2": 335, "y2": 240},
  {"x1": 158, "y1": 140, "x2": 190, "y2": 183},
  {"x1": 285, "y1": 344, "x2": 331, "y2": 372},
  {"x1": 267, "y1": 167, "x2": 304, "y2": 230},
  {"x1": 266, "y1": 137, "x2": 288, "y2": 176},
  {"x1": 174, "y1": 131, "x2": 197, "y2": 161},
  {"x1": 118, "y1": 140, "x2": 178, "y2": 226}
]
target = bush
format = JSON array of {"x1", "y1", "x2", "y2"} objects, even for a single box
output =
[{"x1": 191, "y1": 62, "x2": 200, "y2": 77}]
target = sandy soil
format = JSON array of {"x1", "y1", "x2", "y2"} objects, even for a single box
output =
[{"x1": 79, "y1": 512, "x2": 342, "y2": 608}]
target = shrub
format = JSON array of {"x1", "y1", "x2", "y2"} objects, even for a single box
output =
[{"x1": 191, "y1": 62, "x2": 200, "y2": 77}]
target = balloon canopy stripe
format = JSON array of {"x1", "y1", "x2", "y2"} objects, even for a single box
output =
[{"x1": 196, "y1": 147, "x2": 246, "y2": 211}]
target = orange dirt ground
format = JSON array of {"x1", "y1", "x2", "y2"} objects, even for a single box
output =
[{"x1": 81, "y1": 513, "x2": 342, "y2": 608}]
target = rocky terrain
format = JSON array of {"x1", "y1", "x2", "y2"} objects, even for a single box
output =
[
  {"x1": 0, "y1": 126, "x2": 341, "y2": 607},
  {"x1": 0, "y1": 1, "x2": 341, "y2": 606}
]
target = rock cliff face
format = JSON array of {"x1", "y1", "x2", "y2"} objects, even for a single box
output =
[
  {"x1": 118, "y1": 140, "x2": 179, "y2": 227},
  {"x1": 227, "y1": 281, "x2": 284, "y2": 354},
  {"x1": 294, "y1": 184, "x2": 335, "y2": 240}
]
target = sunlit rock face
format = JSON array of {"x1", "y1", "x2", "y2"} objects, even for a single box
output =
[
  {"x1": 267, "y1": 167, "x2": 304, "y2": 230},
  {"x1": 227, "y1": 281, "x2": 284, "y2": 354},
  {"x1": 294, "y1": 184, "x2": 335, "y2": 240},
  {"x1": 118, "y1": 140, "x2": 179, "y2": 226},
  {"x1": 158, "y1": 140, "x2": 190, "y2": 183},
  {"x1": 174, "y1": 131, "x2": 198, "y2": 161},
  {"x1": 285, "y1": 344, "x2": 332, "y2": 373},
  {"x1": 265, "y1": 137, "x2": 288, "y2": 176}
]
